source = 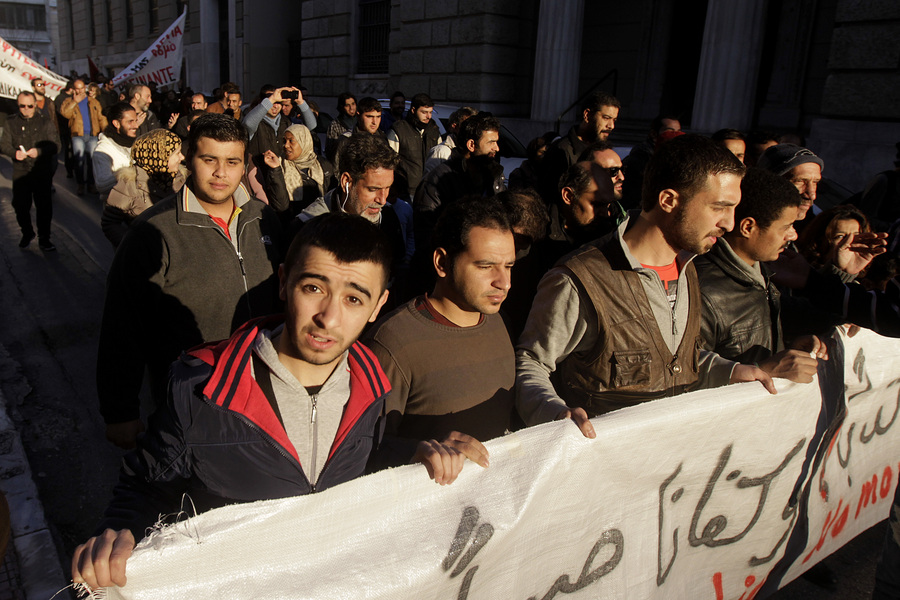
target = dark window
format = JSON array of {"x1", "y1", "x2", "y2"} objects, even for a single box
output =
[
  {"x1": 358, "y1": 0, "x2": 389, "y2": 74},
  {"x1": 125, "y1": 0, "x2": 133, "y2": 38},
  {"x1": 149, "y1": 0, "x2": 158, "y2": 32},
  {"x1": 0, "y1": 2, "x2": 48, "y2": 31}
]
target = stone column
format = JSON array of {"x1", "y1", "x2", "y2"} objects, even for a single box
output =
[
  {"x1": 530, "y1": 0, "x2": 585, "y2": 122},
  {"x1": 691, "y1": 0, "x2": 767, "y2": 132}
]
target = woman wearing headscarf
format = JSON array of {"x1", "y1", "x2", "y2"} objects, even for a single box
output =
[
  {"x1": 262, "y1": 123, "x2": 333, "y2": 219},
  {"x1": 101, "y1": 129, "x2": 187, "y2": 247}
]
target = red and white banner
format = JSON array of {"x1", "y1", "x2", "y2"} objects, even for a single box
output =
[
  {"x1": 100, "y1": 329, "x2": 899, "y2": 600},
  {"x1": 0, "y1": 36, "x2": 67, "y2": 100},
  {"x1": 111, "y1": 10, "x2": 186, "y2": 88}
]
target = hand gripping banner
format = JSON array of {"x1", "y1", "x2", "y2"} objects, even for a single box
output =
[
  {"x1": 98, "y1": 329, "x2": 899, "y2": 600},
  {"x1": 111, "y1": 10, "x2": 186, "y2": 88}
]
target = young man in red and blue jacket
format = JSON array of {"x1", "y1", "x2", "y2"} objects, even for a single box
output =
[{"x1": 72, "y1": 213, "x2": 483, "y2": 590}]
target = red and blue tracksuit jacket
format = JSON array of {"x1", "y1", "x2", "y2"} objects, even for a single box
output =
[{"x1": 98, "y1": 317, "x2": 391, "y2": 541}]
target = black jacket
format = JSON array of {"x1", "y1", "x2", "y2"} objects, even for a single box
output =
[
  {"x1": 392, "y1": 114, "x2": 441, "y2": 197},
  {"x1": 695, "y1": 240, "x2": 783, "y2": 365},
  {"x1": 0, "y1": 112, "x2": 60, "y2": 180},
  {"x1": 96, "y1": 184, "x2": 284, "y2": 424},
  {"x1": 98, "y1": 317, "x2": 391, "y2": 541}
]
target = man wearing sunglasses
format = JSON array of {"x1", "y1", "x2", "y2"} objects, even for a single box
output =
[{"x1": 0, "y1": 91, "x2": 60, "y2": 250}]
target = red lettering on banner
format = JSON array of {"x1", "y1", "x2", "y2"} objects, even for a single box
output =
[
  {"x1": 830, "y1": 501, "x2": 849, "y2": 538},
  {"x1": 856, "y1": 474, "x2": 880, "y2": 519},
  {"x1": 711, "y1": 571, "x2": 766, "y2": 600},
  {"x1": 880, "y1": 465, "x2": 893, "y2": 499}
]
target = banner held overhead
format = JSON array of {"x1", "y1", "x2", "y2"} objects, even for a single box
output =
[
  {"x1": 0, "y1": 37, "x2": 67, "y2": 100},
  {"x1": 111, "y1": 10, "x2": 187, "y2": 88}
]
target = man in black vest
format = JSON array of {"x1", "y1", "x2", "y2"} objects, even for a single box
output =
[
  {"x1": 387, "y1": 92, "x2": 441, "y2": 199},
  {"x1": 516, "y1": 135, "x2": 775, "y2": 437}
]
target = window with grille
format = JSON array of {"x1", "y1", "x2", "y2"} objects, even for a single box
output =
[
  {"x1": 358, "y1": 0, "x2": 389, "y2": 74},
  {"x1": 0, "y1": 2, "x2": 48, "y2": 30}
]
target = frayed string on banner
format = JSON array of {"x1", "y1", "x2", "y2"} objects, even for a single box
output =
[
  {"x1": 53, "y1": 494, "x2": 204, "y2": 600},
  {"x1": 144, "y1": 493, "x2": 202, "y2": 545}
]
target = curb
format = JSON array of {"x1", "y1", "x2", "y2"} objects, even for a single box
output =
[{"x1": 0, "y1": 388, "x2": 68, "y2": 599}]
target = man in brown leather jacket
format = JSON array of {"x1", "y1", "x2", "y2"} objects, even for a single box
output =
[{"x1": 515, "y1": 135, "x2": 776, "y2": 438}]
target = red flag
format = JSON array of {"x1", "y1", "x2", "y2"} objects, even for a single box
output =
[{"x1": 87, "y1": 56, "x2": 100, "y2": 81}]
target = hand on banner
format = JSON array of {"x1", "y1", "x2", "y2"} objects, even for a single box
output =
[
  {"x1": 71, "y1": 528, "x2": 135, "y2": 589},
  {"x1": 730, "y1": 364, "x2": 777, "y2": 394},
  {"x1": 758, "y1": 350, "x2": 819, "y2": 383},
  {"x1": 263, "y1": 150, "x2": 282, "y2": 169},
  {"x1": 441, "y1": 431, "x2": 489, "y2": 468},
  {"x1": 167, "y1": 113, "x2": 178, "y2": 129},
  {"x1": 553, "y1": 405, "x2": 596, "y2": 439},
  {"x1": 106, "y1": 419, "x2": 145, "y2": 449},
  {"x1": 791, "y1": 334, "x2": 829, "y2": 360},
  {"x1": 414, "y1": 439, "x2": 466, "y2": 485}
]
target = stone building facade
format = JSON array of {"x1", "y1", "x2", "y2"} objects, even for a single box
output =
[
  {"x1": 55, "y1": 0, "x2": 898, "y2": 191},
  {"x1": 1, "y1": 0, "x2": 59, "y2": 70}
]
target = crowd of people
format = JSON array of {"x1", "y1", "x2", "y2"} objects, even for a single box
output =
[{"x1": 0, "y1": 75, "x2": 897, "y2": 597}]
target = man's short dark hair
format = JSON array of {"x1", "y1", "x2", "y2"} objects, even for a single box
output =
[
  {"x1": 184, "y1": 113, "x2": 249, "y2": 162},
  {"x1": 107, "y1": 101, "x2": 136, "y2": 124},
  {"x1": 259, "y1": 84, "x2": 276, "y2": 99},
  {"x1": 127, "y1": 83, "x2": 147, "y2": 100},
  {"x1": 650, "y1": 114, "x2": 680, "y2": 134},
  {"x1": 497, "y1": 189, "x2": 549, "y2": 248},
  {"x1": 431, "y1": 196, "x2": 512, "y2": 262},
  {"x1": 458, "y1": 113, "x2": 501, "y2": 150},
  {"x1": 711, "y1": 128, "x2": 745, "y2": 142},
  {"x1": 410, "y1": 93, "x2": 434, "y2": 110},
  {"x1": 559, "y1": 161, "x2": 594, "y2": 197},
  {"x1": 734, "y1": 168, "x2": 801, "y2": 230},
  {"x1": 357, "y1": 96, "x2": 382, "y2": 114},
  {"x1": 577, "y1": 139, "x2": 615, "y2": 162},
  {"x1": 284, "y1": 212, "x2": 393, "y2": 289},
  {"x1": 338, "y1": 134, "x2": 399, "y2": 181},
  {"x1": 582, "y1": 91, "x2": 620, "y2": 113},
  {"x1": 336, "y1": 91, "x2": 356, "y2": 111},
  {"x1": 17, "y1": 91, "x2": 34, "y2": 102},
  {"x1": 642, "y1": 134, "x2": 745, "y2": 212},
  {"x1": 390, "y1": 91, "x2": 405, "y2": 101},
  {"x1": 188, "y1": 109, "x2": 207, "y2": 123},
  {"x1": 449, "y1": 106, "x2": 478, "y2": 128}
]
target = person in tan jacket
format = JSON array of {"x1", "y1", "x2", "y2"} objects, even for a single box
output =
[{"x1": 59, "y1": 78, "x2": 108, "y2": 194}]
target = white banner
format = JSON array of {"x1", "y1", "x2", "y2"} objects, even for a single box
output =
[
  {"x1": 0, "y1": 36, "x2": 67, "y2": 100},
  {"x1": 111, "y1": 10, "x2": 186, "y2": 88},
  {"x1": 103, "y1": 330, "x2": 900, "y2": 600}
]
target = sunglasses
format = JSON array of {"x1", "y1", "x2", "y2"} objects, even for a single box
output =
[
  {"x1": 33, "y1": 83, "x2": 44, "y2": 88},
  {"x1": 606, "y1": 166, "x2": 622, "y2": 177},
  {"x1": 18, "y1": 104, "x2": 34, "y2": 108}
]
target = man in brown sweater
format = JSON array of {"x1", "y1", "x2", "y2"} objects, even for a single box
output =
[{"x1": 364, "y1": 196, "x2": 513, "y2": 470}]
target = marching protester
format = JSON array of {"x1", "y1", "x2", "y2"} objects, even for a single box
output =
[
  {"x1": 516, "y1": 135, "x2": 775, "y2": 436},
  {"x1": 387, "y1": 92, "x2": 441, "y2": 198},
  {"x1": 262, "y1": 123, "x2": 331, "y2": 218},
  {"x1": 60, "y1": 78, "x2": 106, "y2": 195},
  {"x1": 127, "y1": 84, "x2": 162, "y2": 136},
  {"x1": 101, "y1": 128, "x2": 187, "y2": 247},
  {"x1": 92, "y1": 102, "x2": 139, "y2": 199},
  {"x1": 72, "y1": 213, "x2": 471, "y2": 591},
  {"x1": 695, "y1": 167, "x2": 827, "y2": 382},
  {"x1": 364, "y1": 197, "x2": 513, "y2": 470},
  {"x1": 96, "y1": 114, "x2": 283, "y2": 450},
  {"x1": 0, "y1": 91, "x2": 60, "y2": 250}
]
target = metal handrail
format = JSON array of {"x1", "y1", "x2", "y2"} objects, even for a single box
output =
[{"x1": 555, "y1": 69, "x2": 618, "y2": 134}]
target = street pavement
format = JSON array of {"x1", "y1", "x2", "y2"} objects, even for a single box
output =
[{"x1": 0, "y1": 157, "x2": 888, "y2": 599}]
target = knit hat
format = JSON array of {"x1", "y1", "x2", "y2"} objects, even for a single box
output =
[
  {"x1": 131, "y1": 129, "x2": 183, "y2": 176},
  {"x1": 757, "y1": 143, "x2": 824, "y2": 176}
]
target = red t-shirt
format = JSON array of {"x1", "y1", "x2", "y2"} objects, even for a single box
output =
[{"x1": 641, "y1": 258, "x2": 680, "y2": 309}]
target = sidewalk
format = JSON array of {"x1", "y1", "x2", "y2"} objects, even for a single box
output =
[{"x1": 0, "y1": 385, "x2": 68, "y2": 600}]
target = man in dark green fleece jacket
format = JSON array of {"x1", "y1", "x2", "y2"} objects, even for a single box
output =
[{"x1": 97, "y1": 113, "x2": 283, "y2": 449}]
